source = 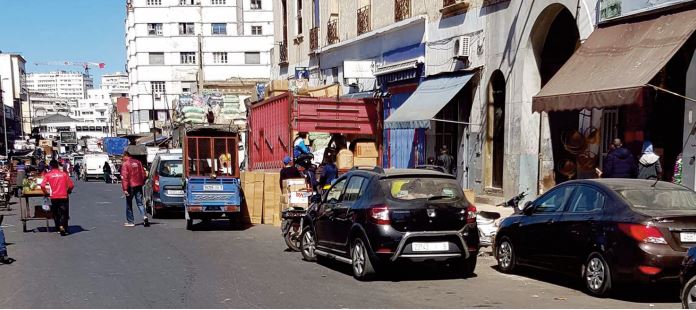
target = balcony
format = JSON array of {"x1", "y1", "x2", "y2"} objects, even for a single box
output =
[
  {"x1": 441, "y1": 0, "x2": 470, "y2": 17},
  {"x1": 357, "y1": 5, "x2": 371, "y2": 35},
  {"x1": 279, "y1": 41, "x2": 288, "y2": 65},
  {"x1": 309, "y1": 27, "x2": 319, "y2": 52},
  {"x1": 395, "y1": 0, "x2": 411, "y2": 22},
  {"x1": 327, "y1": 19, "x2": 339, "y2": 45}
]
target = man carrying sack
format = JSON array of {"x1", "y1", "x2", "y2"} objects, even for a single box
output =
[{"x1": 40, "y1": 160, "x2": 75, "y2": 236}]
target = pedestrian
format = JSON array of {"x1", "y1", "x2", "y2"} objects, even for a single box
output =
[
  {"x1": 121, "y1": 151, "x2": 149, "y2": 227},
  {"x1": 637, "y1": 141, "x2": 663, "y2": 180},
  {"x1": 103, "y1": 161, "x2": 112, "y2": 184},
  {"x1": 279, "y1": 155, "x2": 302, "y2": 190},
  {"x1": 40, "y1": 160, "x2": 75, "y2": 236},
  {"x1": 37, "y1": 160, "x2": 46, "y2": 174},
  {"x1": 602, "y1": 138, "x2": 637, "y2": 178},
  {"x1": 73, "y1": 161, "x2": 81, "y2": 180},
  {"x1": 0, "y1": 220, "x2": 14, "y2": 264},
  {"x1": 319, "y1": 155, "x2": 338, "y2": 189},
  {"x1": 437, "y1": 145, "x2": 455, "y2": 174}
]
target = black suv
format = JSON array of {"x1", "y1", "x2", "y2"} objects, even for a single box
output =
[{"x1": 299, "y1": 167, "x2": 479, "y2": 280}]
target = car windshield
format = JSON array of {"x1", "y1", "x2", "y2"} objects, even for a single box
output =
[
  {"x1": 159, "y1": 160, "x2": 183, "y2": 178},
  {"x1": 618, "y1": 189, "x2": 696, "y2": 214},
  {"x1": 383, "y1": 177, "x2": 464, "y2": 201}
]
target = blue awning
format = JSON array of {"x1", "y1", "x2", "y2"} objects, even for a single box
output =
[{"x1": 384, "y1": 72, "x2": 474, "y2": 129}]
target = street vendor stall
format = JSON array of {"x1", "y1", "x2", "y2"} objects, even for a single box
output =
[{"x1": 19, "y1": 173, "x2": 51, "y2": 232}]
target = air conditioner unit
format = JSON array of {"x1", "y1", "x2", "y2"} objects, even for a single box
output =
[{"x1": 454, "y1": 35, "x2": 471, "y2": 59}]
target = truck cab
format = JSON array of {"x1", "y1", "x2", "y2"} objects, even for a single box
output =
[{"x1": 181, "y1": 125, "x2": 241, "y2": 230}]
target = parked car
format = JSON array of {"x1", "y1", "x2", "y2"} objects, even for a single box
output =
[
  {"x1": 681, "y1": 247, "x2": 696, "y2": 308},
  {"x1": 495, "y1": 179, "x2": 696, "y2": 297},
  {"x1": 144, "y1": 153, "x2": 185, "y2": 218},
  {"x1": 299, "y1": 167, "x2": 479, "y2": 280}
]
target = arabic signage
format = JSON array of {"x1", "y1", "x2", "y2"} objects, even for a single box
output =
[{"x1": 600, "y1": 0, "x2": 691, "y2": 22}]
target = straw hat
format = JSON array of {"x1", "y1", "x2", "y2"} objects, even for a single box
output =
[
  {"x1": 558, "y1": 159, "x2": 577, "y2": 178},
  {"x1": 562, "y1": 130, "x2": 586, "y2": 155}
]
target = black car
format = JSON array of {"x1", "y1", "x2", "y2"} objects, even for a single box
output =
[
  {"x1": 495, "y1": 179, "x2": 696, "y2": 297},
  {"x1": 299, "y1": 167, "x2": 479, "y2": 280},
  {"x1": 681, "y1": 247, "x2": 696, "y2": 308}
]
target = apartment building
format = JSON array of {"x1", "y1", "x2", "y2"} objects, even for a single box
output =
[
  {"x1": 0, "y1": 53, "x2": 28, "y2": 150},
  {"x1": 125, "y1": 0, "x2": 274, "y2": 134},
  {"x1": 101, "y1": 72, "x2": 130, "y2": 94},
  {"x1": 26, "y1": 71, "x2": 94, "y2": 102}
]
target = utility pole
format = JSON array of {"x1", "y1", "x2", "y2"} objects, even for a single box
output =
[{"x1": 151, "y1": 87, "x2": 157, "y2": 148}]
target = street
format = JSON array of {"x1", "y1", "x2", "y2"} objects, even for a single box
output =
[{"x1": 0, "y1": 180, "x2": 683, "y2": 308}]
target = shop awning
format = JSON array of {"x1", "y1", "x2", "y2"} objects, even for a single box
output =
[
  {"x1": 532, "y1": 8, "x2": 696, "y2": 112},
  {"x1": 384, "y1": 72, "x2": 474, "y2": 129}
]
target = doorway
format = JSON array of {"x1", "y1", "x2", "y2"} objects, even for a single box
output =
[{"x1": 486, "y1": 70, "x2": 506, "y2": 189}]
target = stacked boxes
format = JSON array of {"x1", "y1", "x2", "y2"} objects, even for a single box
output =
[
  {"x1": 263, "y1": 173, "x2": 281, "y2": 226},
  {"x1": 354, "y1": 142, "x2": 379, "y2": 167}
]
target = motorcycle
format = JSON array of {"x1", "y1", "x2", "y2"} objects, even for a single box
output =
[
  {"x1": 477, "y1": 191, "x2": 528, "y2": 248},
  {"x1": 281, "y1": 193, "x2": 321, "y2": 251}
]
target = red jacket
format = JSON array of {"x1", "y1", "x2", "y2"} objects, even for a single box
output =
[
  {"x1": 40, "y1": 170, "x2": 74, "y2": 199},
  {"x1": 121, "y1": 157, "x2": 146, "y2": 191}
]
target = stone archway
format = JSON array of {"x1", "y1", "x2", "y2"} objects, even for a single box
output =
[{"x1": 485, "y1": 70, "x2": 506, "y2": 189}]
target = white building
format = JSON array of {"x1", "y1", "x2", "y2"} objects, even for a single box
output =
[
  {"x1": 26, "y1": 71, "x2": 94, "y2": 102},
  {"x1": 30, "y1": 92, "x2": 73, "y2": 117},
  {"x1": 0, "y1": 53, "x2": 28, "y2": 147},
  {"x1": 101, "y1": 72, "x2": 130, "y2": 94},
  {"x1": 125, "y1": 0, "x2": 274, "y2": 134},
  {"x1": 75, "y1": 89, "x2": 112, "y2": 133},
  {"x1": 32, "y1": 114, "x2": 109, "y2": 141}
]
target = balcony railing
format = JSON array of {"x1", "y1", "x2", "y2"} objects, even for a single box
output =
[
  {"x1": 442, "y1": 0, "x2": 470, "y2": 16},
  {"x1": 279, "y1": 41, "x2": 288, "y2": 64},
  {"x1": 395, "y1": 0, "x2": 411, "y2": 22},
  {"x1": 357, "y1": 5, "x2": 371, "y2": 35},
  {"x1": 327, "y1": 19, "x2": 339, "y2": 45},
  {"x1": 310, "y1": 27, "x2": 319, "y2": 52}
]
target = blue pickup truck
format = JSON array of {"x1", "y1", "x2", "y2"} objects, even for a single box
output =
[{"x1": 180, "y1": 124, "x2": 241, "y2": 230}]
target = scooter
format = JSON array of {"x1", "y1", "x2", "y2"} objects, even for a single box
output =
[
  {"x1": 477, "y1": 191, "x2": 528, "y2": 248},
  {"x1": 281, "y1": 193, "x2": 321, "y2": 251},
  {"x1": 497, "y1": 191, "x2": 528, "y2": 214}
]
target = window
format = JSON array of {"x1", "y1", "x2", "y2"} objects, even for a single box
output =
[
  {"x1": 250, "y1": 0, "x2": 262, "y2": 9},
  {"x1": 244, "y1": 52, "x2": 261, "y2": 64},
  {"x1": 146, "y1": 0, "x2": 162, "y2": 5},
  {"x1": 180, "y1": 52, "x2": 197, "y2": 64},
  {"x1": 343, "y1": 177, "x2": 366, "y2": 203},
  {"x1": 211, "y1": 23, "x2": 227, "y2": 35},
  {"x1": 296, "y1": 0, "x2": 303, "y2": 35},
  {"x1": 212, "y1": 0, "x2": 227, "y2": 4},
  {"x1": 251, "y1": 26, "x2": 263, "y2": 35},
  {"x1": 533, "y1": 186, "x2": 574, "y2": 214},
  {"x1": 147, "y1": 23, "x2": 163, "y2": 36},
  {"x1": 149, "y1": 52, "x2": 164, "y2": 65},
  {"x1": 159, "y1": 160, "x2": 184, "y2": 178},
  {"x1": 326, "y1": 179, "x2": 347, "y2": 202},
  {"x1": 568, "y1": 186, "x2": 606, "y2": 213},
  {"x1": 179, "y1": 23, "x2": 195, "y2": 35},
  {"x1": 151, "y1": 81, "x2": 166, "y2": 94},
  {"x1": 213, "y1": 52, "x2": 228, "y2": 64},
  {"x1": 180, "y1": 0, "x2": 195, "y2": 5}
]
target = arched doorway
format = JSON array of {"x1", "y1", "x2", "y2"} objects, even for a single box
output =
[
  {"x1": 529, "y1": 5, "x2": 581, "y2": 189},
  {"x1": 485, "y1": 70, "x2": 506, "y2": 189}
]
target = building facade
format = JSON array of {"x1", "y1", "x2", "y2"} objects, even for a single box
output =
[
  {"x1": 0, "y1": 53, "x2": 28, "y2": 151},
  {"x1": 26, "y1": 71, "x2": 94, "y2": 102},
  {"x1": 125, "y1": 0, "x2": 274, "y2": 134},
  {"x1": 101, "y1": 72, "x2": 130, "y2": 94}
]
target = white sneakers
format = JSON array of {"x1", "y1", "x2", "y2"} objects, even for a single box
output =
[{"x1": 124, "y1": 223, "x2": 136, "y2": 227}]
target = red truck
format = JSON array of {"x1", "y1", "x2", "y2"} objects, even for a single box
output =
[{"x1": 248, "y1": 92, "x2": 382, "y2": 171}]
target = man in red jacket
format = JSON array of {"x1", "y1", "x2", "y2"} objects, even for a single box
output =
[
  {"x1": 41, "y1": 160, "x2": 75, "y2": 236},
  {"x1": 121, "y1": 151, "x2": 149, "y2": 227}
]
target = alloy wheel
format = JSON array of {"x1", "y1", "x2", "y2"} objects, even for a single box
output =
[
  {"x1": 586, "y1": 257, "x2": 605, "y2": 291},
  {"x1": 352, "y1": 241, "x2": 366, "y2": 276},
  {"x1": 498, "y1": 241, "x2": 512, "y2": 269},
  {"x1": 688, "y1": 284, "x2": 696, "y2": 309},
  {"x1": 302, "y1": 230, "x2": 316, "y2": 258}
]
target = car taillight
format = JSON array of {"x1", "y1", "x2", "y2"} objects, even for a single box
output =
[
  {"x1": 466, "y1": 204, "x2": 477, "y2": 224},
  {"x1": 153, "y1": 174, "x2": 160, "y2": 193},
  {"x1": 368, "y1": 204, "x2": 390, "y2": 225},
  {"x1": 618, "y1": 223, "x2": 667, "y2": 244}
]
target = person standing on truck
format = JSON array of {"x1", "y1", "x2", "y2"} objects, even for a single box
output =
[
  {"x1": 121, "y1": 151, "x2": 149, "y2": 227},
  {"x1": 40, "y1": 160, "x2": 75, "y2": 236},
  {"x1": 279, "y1": 155, "x2": 302, "y2": 190},
  {"x1": 293, "y1": 132, "x2": 312, "y2": 162}
]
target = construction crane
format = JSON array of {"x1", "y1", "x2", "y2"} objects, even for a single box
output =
[{"x1": 34, "y1": 61, "x2": 106, "y2": 76}]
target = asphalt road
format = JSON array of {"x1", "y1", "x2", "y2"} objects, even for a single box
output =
[{"x1": 0, "y1": 180, "x2": 683, "y2": 308}]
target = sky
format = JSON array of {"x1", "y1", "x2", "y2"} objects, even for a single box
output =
[{"x1": 0, "y1": 0, "x2": 126, "y2": 85}]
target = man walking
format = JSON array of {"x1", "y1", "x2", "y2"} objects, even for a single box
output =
[
  {"x1": 40, "y1": 160, "x2": 75, "y2": 236},
  {"x1": 121, "y1": 151, "x2": 149, "y2": 227},
  {"x1": 603, "y1": 138, "x2": 637, "y2": 178},
  {"x1": 438, "y1": 145, "x2": 455, "y2": 175},
  {"x1": 0, "y1": 216, "x2": 14, "y2": 264}
]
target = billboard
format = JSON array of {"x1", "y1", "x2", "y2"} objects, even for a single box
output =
[
  {"x1": 60, "y1": 131, "x2": 77, "y2": 145},
  {"x1": 600, "y1": 0, "x2": 692, "y2": 22}
]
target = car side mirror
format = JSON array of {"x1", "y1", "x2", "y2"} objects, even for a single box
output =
[{"x1": 522, "y1": 202, "x2": 534, "y2": 216}]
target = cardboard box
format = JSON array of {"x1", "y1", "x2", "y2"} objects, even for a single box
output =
[
  {"x1": 251, "y1": 172, "x2": 265, "y2": 224},
  {"x1": 337, "y1": 149, "x2": 354, "y2": 170},
  {"x1": 282, "y1": 178, "x2": 307, "y2": 194},
  {"x1": 272, "y1": 213, "x2": 282, "y2": 227},
  {"x1": 268, "y1": 79, "x2": 289, "y2": 91},
  {"x1": 353, "y1": 156, "x2": 377, "y2": 167},
  {"x1": 263, "y1": 173, "x2": 280, "y2": 224},
  {"x1": 355, "y1": 142, "x2": 379, "y2": 158}
]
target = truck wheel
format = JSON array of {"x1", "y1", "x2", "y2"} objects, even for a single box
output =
[{"x1": 186, "y1": 219, "x2": 193, "y2": 231}]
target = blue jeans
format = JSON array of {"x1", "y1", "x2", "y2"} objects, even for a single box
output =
[
  {"x1": 0, "y1": 227, "x2": 7, "y2": 257},
  {"x1": 125, "y1": 186, "x2": 145, "y2": 224}
]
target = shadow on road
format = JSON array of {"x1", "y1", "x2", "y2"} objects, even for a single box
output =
[
  {"x1": 316, "y1": 257, "x2": 476, "y2": 282},
  {"x1": 35, "y1": 225, "x2": 91, "y2": 235},
  {"x1": 490, "y1": 265, "x2": 680, "y2": 304},
  {"x1": 189, "y1": 220, "x2": 254, "y2": 231}
]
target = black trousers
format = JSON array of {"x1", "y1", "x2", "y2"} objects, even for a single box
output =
[{"x1": 50, "y1": 199, "x2": 70, "y2": 230}]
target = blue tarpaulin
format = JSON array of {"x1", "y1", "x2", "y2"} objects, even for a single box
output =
[
  {"x1": 102, "y1": 137, "x2": 130, "y2": 156},
  {"x1": 384, "y1": 73, "x2": 474, "y2": 129}
]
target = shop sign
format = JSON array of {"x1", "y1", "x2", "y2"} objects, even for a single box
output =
[{"x1": 600, "y1": 0, "x2": 691, "y2": 22}]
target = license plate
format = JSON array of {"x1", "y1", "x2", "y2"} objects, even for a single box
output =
[
  {"x1": 681, "y1": 232, "x2": 696, "y2": 242},
  {"x1": 167, "y1": 190, "x2": 185, "y2": 196},
  {"x1": 412, "y1": 242, "x2": 449, "y2": 252},
  {"x1": 205, "y1": 206, "x2": 221, "y2": 211},
  {"x1": 203, "y1": 184, "x2": 223, "y2": 191}
]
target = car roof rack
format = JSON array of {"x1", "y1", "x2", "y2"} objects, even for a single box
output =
[{"x1": 350, "y1": 166, "x2": 385, "y2": 174}]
